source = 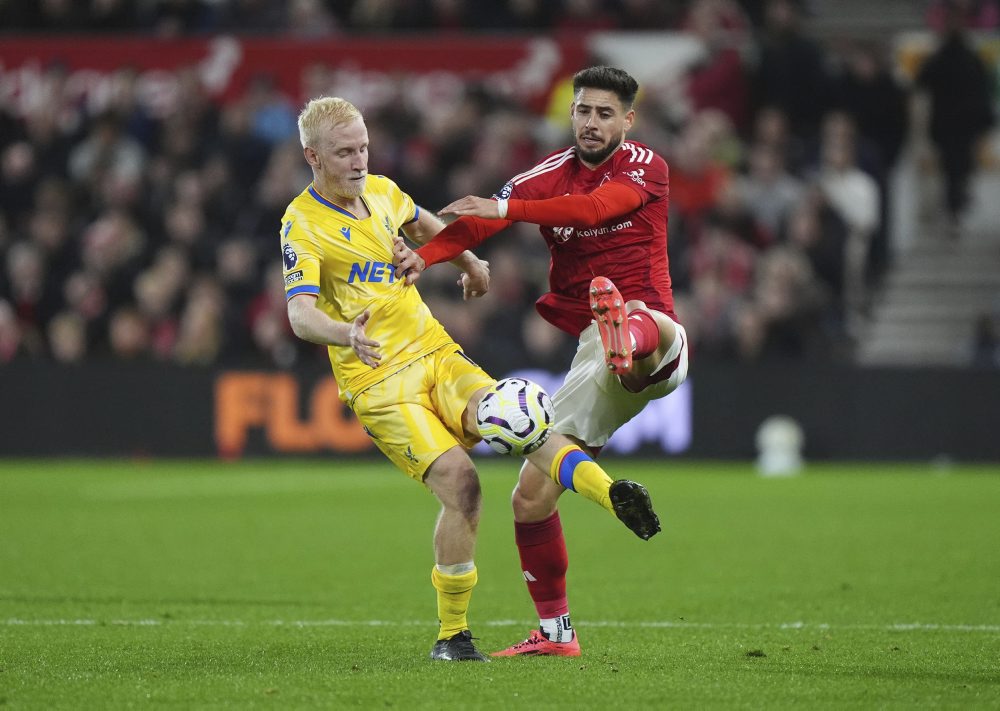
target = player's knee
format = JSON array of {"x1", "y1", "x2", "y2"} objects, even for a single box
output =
[
  {"x1": 426, "y1": 453, "x2": 482, "y2": 518},
  {"x1": 511, "y1": 480, "x2": 557, "y2": 522},
  {"x1": 443, "y1": 466, "x2": 482, "y2": 519},
  {"x1": 457, "y1": 471, "x2": 482, "y2": 518}
]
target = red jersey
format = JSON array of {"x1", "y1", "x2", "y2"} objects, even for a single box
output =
[{"x1": 496, "y1": 140, "x2": 674, "y2": 336}]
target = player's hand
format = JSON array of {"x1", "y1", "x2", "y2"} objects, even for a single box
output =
[
  {"x1": 350, "y1": 309, "x2": 382, "y2": 367},
  {"x1": 392, "y1": 236, "x2": 425, "y2": 285},
  {"x1": 460, "y1": 259, "x2": 490, "y2": 301},
  {"x1": 438, "y1": 196, "x2": 500, "y2": 220}
]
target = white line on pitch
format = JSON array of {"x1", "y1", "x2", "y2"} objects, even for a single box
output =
[{"x1": 3, "y1": 618, "x2": 999, "y2": 633}]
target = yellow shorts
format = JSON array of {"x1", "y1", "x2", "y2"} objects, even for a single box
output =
[{"x1": 350, "y1": 347, "x2": 495, "y2": 481}]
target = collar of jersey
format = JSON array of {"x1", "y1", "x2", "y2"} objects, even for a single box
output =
[{"x1": 308, "y1": 185, "x2": 367, "y2": 220}]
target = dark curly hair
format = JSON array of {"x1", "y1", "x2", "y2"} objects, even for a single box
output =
[{"x1": 572, "y1": 66, "x2": 639, "y2": 108}]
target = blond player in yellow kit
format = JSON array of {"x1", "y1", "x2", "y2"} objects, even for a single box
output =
[{"x1": 281, "y1": 97, "x2": 659, "y2": 662}]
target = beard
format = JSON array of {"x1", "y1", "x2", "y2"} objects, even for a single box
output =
[
  {"x1": 338, "y1": 174, "x2": 366, "y2": 198},
  {"x1": 575, "y1": 130, "x2": 623, "y2": 165}
]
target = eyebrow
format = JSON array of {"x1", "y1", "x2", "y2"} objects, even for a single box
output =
[{"x1": 576, "y1": 102, "x2": 617, "y2": 112}]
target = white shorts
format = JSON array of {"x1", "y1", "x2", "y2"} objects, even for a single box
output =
[{"x1": 552, "y1": 316, "x2": 689, "y2": 448}]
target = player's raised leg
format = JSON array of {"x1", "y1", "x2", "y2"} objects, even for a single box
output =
[
  {"x1": 524, "y1": 434, "x2": 661, "y2": 541},
  {"x1": 590, "y1": 276, "x2": 670, "y2": 383},
  {"x1": 590, "y1": 276, "x2": 633, "y2": 374},
  {"x1": 469, "y1": 379, "x2": 660, "y2": 540}
]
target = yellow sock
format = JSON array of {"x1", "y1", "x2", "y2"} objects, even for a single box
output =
[
  {"x1": 431, "y1": 565, "x2": 477, "y2": 640},
  {"x1": 549, "y1": 444, "x2": 614, "y2": 514}
]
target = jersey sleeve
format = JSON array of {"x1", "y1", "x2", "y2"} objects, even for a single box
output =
[
  {"x1": 504, "y1": 182, "x2": 642, "y2": 228},
  {"x1": 280, "y1": 214, "x2": 322, "y2": 300},
  {"x1": 610, "y1": 147, "x2": 669, "y2": 204},
  {"x1": 415, "y1": 215, "x2": 511, "y2": 266},
  {"x1": 384, "y1": 176, "x2": 419, "y2": 227}
]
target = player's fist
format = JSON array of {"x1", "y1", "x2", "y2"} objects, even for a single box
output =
[{"x1": 392, "y1": 236, "x2": 424, "y2": 285}]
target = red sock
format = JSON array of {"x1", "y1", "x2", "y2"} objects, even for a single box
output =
[
  {"x1": 514, "y1": 511, "x2": 568, "y2": 619},
  {"x1": 628, "y1": 309, "x2": 660, "y2": 359}
]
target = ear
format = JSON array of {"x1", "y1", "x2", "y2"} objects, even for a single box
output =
[
  {"x1": 303, "y1": 146, "x2": 319, "y2": 169},
  {"x1": 623, "y1": 109, "x2": 635, "y2": 132},
  {"x1": 569, "y1": 102, "x2": 576, "y2": 120}
]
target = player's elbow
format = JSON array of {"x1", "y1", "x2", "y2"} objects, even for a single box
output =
[{"x1": 287, "y1": 315, "x2": 308, "y2": 341}]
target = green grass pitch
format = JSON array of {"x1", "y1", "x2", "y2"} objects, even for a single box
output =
[{"x1": 1, "y1": 458, "x2": 999, "y2": 709}]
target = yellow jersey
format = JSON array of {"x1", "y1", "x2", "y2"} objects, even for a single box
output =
[{"x1": 280, "y1": 176, "x2": 455, "y2": 402}]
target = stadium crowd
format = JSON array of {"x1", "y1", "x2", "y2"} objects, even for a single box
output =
[{"x1": 0, "y1": 0, "x2": 994, "y2": 372}]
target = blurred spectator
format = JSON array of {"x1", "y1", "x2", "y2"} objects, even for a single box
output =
[
  {"x1": 86, "y1": 0, "x2": 137, "y2": 30},
  {"x1": 245, "y1": 262, "x2": 300, "y2": 366},
  {"x1": 499, "y1": 0, "x2": 556, "y2": 30},
  {"x1": 706, "y1": 179, "x2": 766, "y2": 248},
  {"x1": 830, "y1": 41, "x2": 908, "y2": 171},
  {"x1": 215, "y1": 102, "x2": 273, "y2": 192},
  {"x1": 108, "y1": 306, "x2": 151, "y2": 360},
  {"x1": 749, "y1": 245, "x2": 830, "y2": 358},
  {"x1": 0, "y1": 299, "x2": 24, "y2": 363},
  {"x1": 216, "y1": 237, "x2": 262, "y2": 356},
  {"x1": 738, "y1": 143, "x2": 803, "y2": 242},
  {"x1": 348, "y1": 0, "x2": 402, "y2": 31},
  {"x1": 287, "y1": 0, "x2": 339, "y2": 35},
  {"x1": 244, "y1": 74, "x2": 300, "y2": 147},
  {"x1": 971, "y1": 311, "x2": 1000, "y2": 368},
  {"x1": 555, "y1": 0, "x2": 617, "y2": 32},
  {"x1": 62, "y1": 270, "x2": 109, "y2": 348},
  {"x1": 669, "y1": 116, "x2": 733, "y2": 238},
  {"x1": 79, "y1": 211, "x2": 146, "y2": 296},
  {"x1": 242, "y1": 141, "x2": 311, "y2": 242},
  {"x1": 915, "y1": 3, "x2": 995, "y2": 229},
  {"x1": 173, "y1": 276, "x2": 225, "y2": 364},
  {"x1": 29, "y1": 180, "x2": 76, "y2": 285},
  {"x1": 682, "y1": 0, "x2": 752, "y2": 132},
  {"x1": 753, "y1": 0, "x2": 830, "y2": 139},
  {"x1": 133, "y1": 265, "x2": 181, "y2": 360},
  {"x1": 782, "y1": 189, "x2": 847, "y2": 317},
  {"x1": 752, "y1": 105, "x2": 807, "y2": 176},
  {"x1": 106, "y1": 67, "x2": 158, "y2": 150},
  {"x1": 0, "y1": 142, "x2": 40, "y2": 231},
  {"x1": 3, "y1": 240, "x2": 54, "y2": 354},
  {"x1": 141, "y1": 0, "x2": 220, "y2": 36},
  {"x1": 21, "y1": 108, "x2": 74, "y2": 185},
  {"x1": 828, "y1": 41, "x2": 906, "y2": 277},
  {"x1": 814, "y1": 113, "x2": 880, "y2": 329},
  {"x1": 68, "y1": 112, "x2": 146, "y2": 190},
  {"x1": 218, "y1": 0, "x2": 286, "y2": 32},
  {"x1": 617, "y1": 0, "x2": 683, "y2": 28},
  {"x1": 47, "y1": 310, "x2": 88, "y2": 363}
]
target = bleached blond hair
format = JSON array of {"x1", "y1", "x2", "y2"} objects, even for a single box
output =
[{"x1": 297, "y1": 96, "x2": 363, "y2": 149}]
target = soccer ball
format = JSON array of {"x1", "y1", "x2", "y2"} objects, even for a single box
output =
[{"x1": 476, "y1": 377, "x2": 554, "y2": 456}]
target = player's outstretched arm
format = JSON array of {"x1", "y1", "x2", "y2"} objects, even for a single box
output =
[
  {"x1": 444, "y1": 182, "x2": 644, "y2": 229},
  {"x1": 398, "y1": 209, "x2": 491, "y2": 298},
  {"x1": 287, "y1": 294, "x2": 382, "y2": 367},
  {"x1": 438, "y1": 195, "x2": 502, "y2": 220}
]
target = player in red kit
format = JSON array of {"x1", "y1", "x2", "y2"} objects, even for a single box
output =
[{"x1": 393, "y1": 66, "x2": 689, "y2": 657}]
